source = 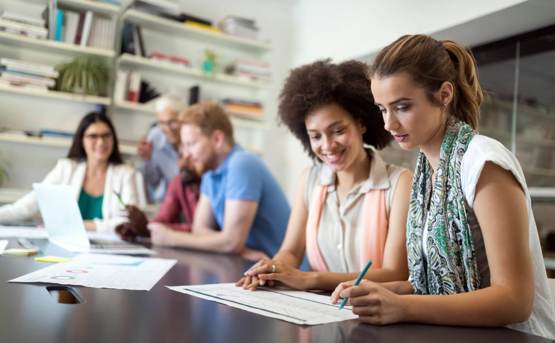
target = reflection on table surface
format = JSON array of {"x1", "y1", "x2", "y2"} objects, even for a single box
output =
[{"x1": 0, "y1": 239, "x2": 550, "y2": 343}]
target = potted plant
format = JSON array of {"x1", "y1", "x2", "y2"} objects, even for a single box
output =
[{"x1": 56, "y1": 56, "x2": 110, "y2": 96}]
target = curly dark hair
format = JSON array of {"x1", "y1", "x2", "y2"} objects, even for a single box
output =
[{"x1": 278, "y1": 59, "x2": 391, "y2": 159}]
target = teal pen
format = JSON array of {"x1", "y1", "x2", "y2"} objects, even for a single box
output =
[
  {"x1": 339, "y1": 259, "x2": 373, "y2": 310},
  {"x1": 113, "y1": 191, "x2": 126, "y2": 208}
]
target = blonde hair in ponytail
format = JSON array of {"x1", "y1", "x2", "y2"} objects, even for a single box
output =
[{"x1": 371, "y1": 35, "x2": 483, "y2": 129}]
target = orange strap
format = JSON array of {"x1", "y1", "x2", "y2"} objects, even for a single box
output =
[{"x1": 305, "y1": 185, "x2": 388, "y2": 271}]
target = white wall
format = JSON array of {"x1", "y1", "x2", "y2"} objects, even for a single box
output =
[
  {"x1": 173, "y1": 0, "x2": 298, "y2": 198},
  {"x1": 291, "y1": 0, "x2": 526, "y2": 65}
]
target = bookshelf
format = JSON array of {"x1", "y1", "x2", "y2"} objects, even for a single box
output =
[
  {"x1": 58, "y1": 0, "x2": 121, "y2": 16},
  {"x1": 121, "y1": 9, "x2": 271, "y2": 53},
  {"x1": 0, "y1": 82, "x2": 111, "y2": 105},
  {"x1": 117, "y1": 53, "x2": 269, "y2": 89},
  {"x1": 0, "y1": 1, "x2": 272, "y2": 197},
  {"x1": 114, "y1": 99, "x2": 267, "y2": 130},
  {"x1": 0, "y1": 31, "x2": 115, "y2": 58},
  {"x1": 0, "y1": 131, "x2": 137, "y2": 156}
]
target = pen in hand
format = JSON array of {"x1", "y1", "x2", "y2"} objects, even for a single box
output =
[
  {"x1": 339, "y1": 259, "x2": 373, "y2": 310},
  {"x1": 113, "y1": 190, "x2": 127, "y2": 208}
]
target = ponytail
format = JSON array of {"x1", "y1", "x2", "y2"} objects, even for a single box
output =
[
  {"x1": 371, "y1": 35, "x2": 483, "y2": 129},
  {"x1": 442, "y1": 40, "x2": 483, "y2": 129}
]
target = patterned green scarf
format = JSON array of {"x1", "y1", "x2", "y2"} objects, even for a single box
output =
[{"x1": 407, "y1": 118, "x2": 480, "y2": 294}]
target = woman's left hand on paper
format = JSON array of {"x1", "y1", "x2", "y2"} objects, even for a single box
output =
[{"x1": 249, "y1": 260, "x2": 315, "y2": 290}]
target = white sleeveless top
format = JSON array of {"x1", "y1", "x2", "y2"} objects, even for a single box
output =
[
  {"x1": 460, "y1": 135, "x2": 555, "y2": 339},
  {"x1": 304, "y1": 151, "x2": 407, "y2": 272}
]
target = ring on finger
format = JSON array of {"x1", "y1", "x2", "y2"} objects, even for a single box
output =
[{"x1": 271, "y1": 264, "x2": 277, "y2": 273}]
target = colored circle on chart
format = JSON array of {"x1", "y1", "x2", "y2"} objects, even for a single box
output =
[
  {"x1": 51, "y1": 275, "x2": 76, "y2": 280},
  {"x1": 66, "y1": 269, "x2": 88, "y2": 274}
]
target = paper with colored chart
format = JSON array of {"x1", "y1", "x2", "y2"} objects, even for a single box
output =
[
  {"x1": 10, "y1": 254, "x2": 176, "y2": 291},
  {"x1": 167, "y1": 283, "x2": 358, "y2": 325}
]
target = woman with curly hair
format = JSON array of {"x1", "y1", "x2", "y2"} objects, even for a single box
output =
[{"x1": 236, "y1": 59, "x2": 412, "y2": 291}]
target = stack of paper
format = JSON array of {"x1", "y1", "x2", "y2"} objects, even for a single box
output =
[{"x1": 167, "y1": 283, "x2": 358, "y2": 325}]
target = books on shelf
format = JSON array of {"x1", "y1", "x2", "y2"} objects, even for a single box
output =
[
  {"x1": 85, "y1": 13, "x2": 116, "y2": 49},
  {"x1": 183, "y1": 21, "x2": 221, "y2": 34},
  {"x1": 127, "y1": 71, "x2": 141, "y2": 102},
  {"x1": 57, "y1": 10, "x2": 115, "y2": 50},
  {"x1": 0, "y1": 18, "x2": 48, "y2": 39},
  {"x1": 64, "y1": 10, "x2": 80, "y2": 44},
  {"x1": 0, "y1": 58, "x2": 58, "y2": 90},
  {"x1": 1, "y1": 0, "x2": 46, "y2": 27},
  {"x1": 80, "y1": 11, "x2": 94, "y2": 47},
  {"x1": 133, "y1": 0, "x2": 213, "y2": 26},
  {"x1": 114, "y1": 70, "x2": 129, "y2": 102},
  {"x1": 225, "y1": 59, "x2": 271, "y2": 81},
  {"x1": 135, "y1": 0, "x2": 180, "y2": 15},
  {"x1": 0, "y1": 1, "x2": 48, "y2": 40},
  {"x1": 121, "y1": 22, "x2": 146, "y2": 57},
  {"x1": 217, "y1": 16, "x2": 259, "y2": 40},
  {"x1": 222, "y1": 98, "x2": 263, "y2": 119},
  {"x1": 149, "y1": 52, "x2": 191, "y2": 67}
]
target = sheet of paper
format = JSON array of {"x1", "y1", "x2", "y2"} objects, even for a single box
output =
[
  {"x1": 10, "y1": 254, "x2": 176, "y2": 291},
  {"x1": 0, "y1": 240, "x2": 8, "y2": 254},
  {"x1": 167, "y1": 283, "x2": 357, "y2": 325},
  {"x1": 0, "y1": 226, "x2": 48, "y2": 239}
]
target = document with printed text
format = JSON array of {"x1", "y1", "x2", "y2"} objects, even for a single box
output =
[
  {"x1": 10, "y1": 254, "x2": 176, "y2": 291},
  {"x1": 167, "y1": 283, "x2": 358, "y2": 325}
]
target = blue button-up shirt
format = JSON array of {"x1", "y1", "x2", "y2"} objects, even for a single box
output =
[{"x1": 200, "y1": 145, "x2": 290, "y2": 256}]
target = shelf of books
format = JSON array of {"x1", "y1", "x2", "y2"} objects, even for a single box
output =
[
  {"x1": 0, "y1": 82, "x2": 111, "y2": 105},
  {"x1": 113, "y1": 100, "x2": 156, "y2": 114},
  {"x1": 59, "y1": 0, "x2": 121, "y2": 16},
  {"x1": 0, "y1": 31, "x2": 115, "y2": 58},
  {"x1": 0, "y1": 131, "x2": 136, "y2": 156},
  {"x1": 117, "y1": 54, "x2": 269, "y2": 89},
  {"x1": 113, "y1": 99, "x2": 267, "y2": 130},
  {"x1": 121, "y1": 9, "x2": 271, "y2": 53}
]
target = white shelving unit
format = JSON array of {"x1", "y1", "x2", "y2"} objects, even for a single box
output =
[
  {"x1": 0, "y1": 83, "x2": 111, "y2": 105},
  {"x1": 59, "y1": 0, "x2": 121, "y2": 16},
  {"x1": 121, "y1": 9, "x2": 271, "y2": 53},
  {"x1": 117, "y1": 54, "x2": 269, "y2": 89},
  {"x1": 0, "y1": 31, "x2": 115, "y2": 58},
  {"x1": 0, "y1": 2, "x2": 272, "y2": 191},
  {"x1": 0, "y1": 131, "x2": 137, "y2": 156},
  {"x1": 114, "y1": 100, "x2": 267, "y2": 130}
]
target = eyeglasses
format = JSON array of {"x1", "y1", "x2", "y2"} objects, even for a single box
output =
[
  {"x1": 158, "y1": 119, "x2": 180, "y2": 128},
  {"x1": 84, "y1": 132, "x2": 113, "y2": 141}
]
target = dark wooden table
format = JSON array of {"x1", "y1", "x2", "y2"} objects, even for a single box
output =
[{"x1": 0, "y1": 239, "x2": 551, "y2": 343}]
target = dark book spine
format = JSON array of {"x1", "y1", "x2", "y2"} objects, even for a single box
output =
[{"x1": 74, "y1": 12, "x2": 85, "y2": 44}]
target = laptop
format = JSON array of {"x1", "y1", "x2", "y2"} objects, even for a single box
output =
[{"x1": 33, "y1": 183, "x2": 155, "y2": 255}]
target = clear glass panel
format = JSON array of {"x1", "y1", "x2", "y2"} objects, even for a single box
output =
[
  {"x1": 473, "y1": 42, "x2": 516, "y2": 149},
  {"x1": 516, "y1": 33, "x2": 555, "y2": 187}
]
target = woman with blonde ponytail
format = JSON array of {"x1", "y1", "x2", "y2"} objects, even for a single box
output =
[{"x1": 331, "y1": 34, "x2": 555, "y2": 339}]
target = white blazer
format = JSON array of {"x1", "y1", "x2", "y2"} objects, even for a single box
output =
[{"x1": 0, "y1": 158, "x2": 146, "y2": 233}]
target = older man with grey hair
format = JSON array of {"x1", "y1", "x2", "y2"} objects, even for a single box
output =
[{"x1": 138, "y1": 95, "x2": 186, "y2": 203}]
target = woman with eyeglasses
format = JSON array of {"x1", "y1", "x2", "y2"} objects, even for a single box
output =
[{"x1": 0, "y1": 111, "x2": 146, "y2": 232}]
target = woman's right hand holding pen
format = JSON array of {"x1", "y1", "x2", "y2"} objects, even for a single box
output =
[{"x1": 331, "y1": 280, "x2": 412, "y2": 324}]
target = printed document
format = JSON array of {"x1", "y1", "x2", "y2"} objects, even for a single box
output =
[
  {"x1": 10, "y1": 254, "x2": 176, "y2": 291},
  {"x1": 0, "y1": 226, "x2": 48, "y2": 239},
  {"x1": 167, "y1": 283, "x2": 358, "y2": 325}
]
